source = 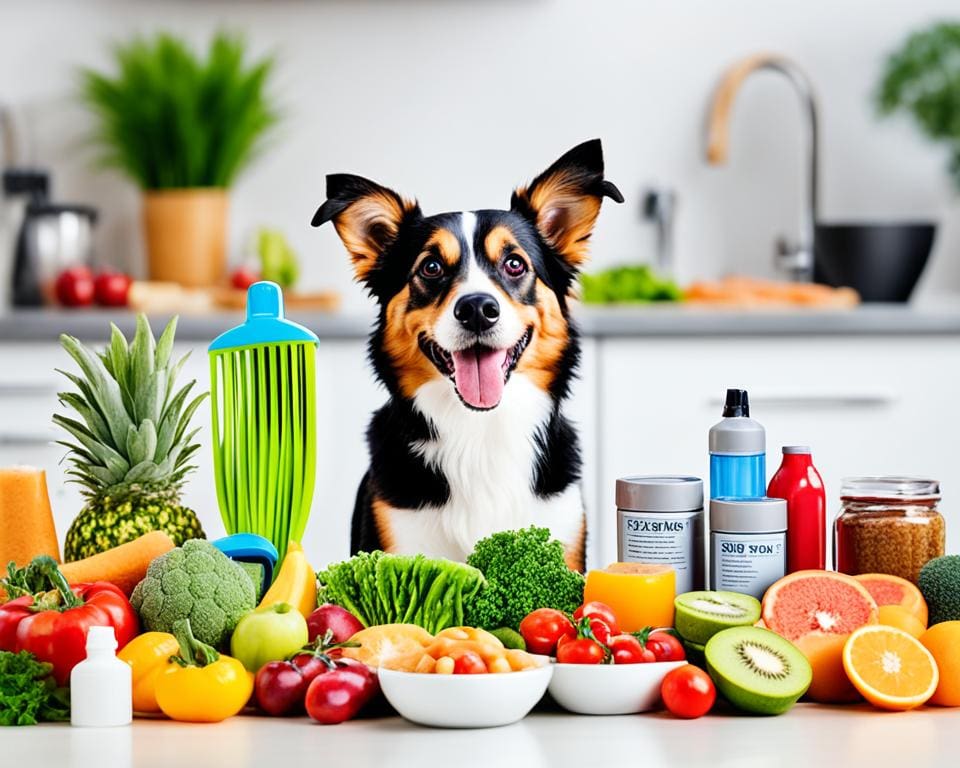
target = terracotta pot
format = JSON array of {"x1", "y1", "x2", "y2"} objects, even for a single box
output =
[{"x1": 143, "y1": 188, "x2": 228, "y2": 287}]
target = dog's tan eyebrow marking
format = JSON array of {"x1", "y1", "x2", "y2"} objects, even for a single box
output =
[
  {"x1": 484, "y1": 225, "x2": 529, "y2": 266},
  {"x1": 419, "y1": 228, "x2": 461, "y2": 268}
]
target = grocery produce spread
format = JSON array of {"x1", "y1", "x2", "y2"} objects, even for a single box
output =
[{"x1": 2, "y1": 311, "x2": 960, "y2": 731}]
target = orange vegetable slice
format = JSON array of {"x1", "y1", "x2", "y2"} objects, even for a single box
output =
[
  {"x1": 341, "y1": 624, "x2": 433, "y2": 667},
  {"x1": 842, "y1": 625, "x2": 938, "y2": 711}
]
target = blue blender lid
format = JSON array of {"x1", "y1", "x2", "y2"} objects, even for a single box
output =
[{"x1": 209, "y1": 281, "x2": 319, "y2": 351}]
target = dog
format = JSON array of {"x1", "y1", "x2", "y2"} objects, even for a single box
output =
[{"x1": 312, "y1": 140, "x2": 622, "y2": 570}]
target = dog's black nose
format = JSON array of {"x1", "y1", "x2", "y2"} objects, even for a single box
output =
[{"x1": 454, "y1": 293, "x2": 500, "y2": 334}]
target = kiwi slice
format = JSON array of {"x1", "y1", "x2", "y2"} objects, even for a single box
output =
[
  {"x1": 705, "y1": 626, "x2": 812, "y2": 715},
  {"x1": 674, "y1": 591, "x2": 761, "y2": 645}
]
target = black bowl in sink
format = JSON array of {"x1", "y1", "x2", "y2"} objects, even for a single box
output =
[{"x1": 814, "y1": 222, "x2": 936, "y2": 302}]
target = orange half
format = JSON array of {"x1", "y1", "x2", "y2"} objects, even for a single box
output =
[{"x1": 842, "y1": 625, "x2": 939, "y2": 711}]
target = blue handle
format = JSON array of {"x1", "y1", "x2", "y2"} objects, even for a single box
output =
[{"x1": 212, "y1": 533, "x2": 279, "y2": 586}]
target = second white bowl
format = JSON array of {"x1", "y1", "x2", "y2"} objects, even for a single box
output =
[{"x1": 548, "y1": 660, "x2": 687, "y2": 715}]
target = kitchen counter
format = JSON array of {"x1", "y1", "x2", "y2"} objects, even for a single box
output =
[
  {"x1": 9, "y1": 706, "x2": 960, "y2": 768},
  {"x1": 2, "y1": 301, "x2": 960, "y2": 342}
]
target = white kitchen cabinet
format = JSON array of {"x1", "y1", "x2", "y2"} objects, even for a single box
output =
[{"x1": 594, "y1": 336, "x2": 960, "y2": 568}]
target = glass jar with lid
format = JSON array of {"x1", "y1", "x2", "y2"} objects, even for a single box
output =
[{"x1": 834, "y1": 477, "x2": 944, "y2": 584}]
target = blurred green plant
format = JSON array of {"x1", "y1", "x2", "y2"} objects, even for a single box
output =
[
  {"x1": 80, "y1": 31, "x2": 279, "y2": 189},
  {"x1": 877, "y1": 22, "x2": 960, "y2": 189},
  {"x1": 579, "y1": 264, "x2": 682, "y2": 304}
]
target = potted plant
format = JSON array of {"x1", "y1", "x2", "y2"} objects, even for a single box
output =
[
  {"x1": 80, "y1": 32, "x2": 278, "y2": 287},
  {"x1": 878, "y1": 22, "x2": 960, "y2": 188}
]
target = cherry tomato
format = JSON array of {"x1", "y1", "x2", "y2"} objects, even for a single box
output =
[
  {"x1": 304, "y1": 658, "x2": 379, "y2": 725},
  {"x1": 586, "y1": 617, "x2": 612, "y2": 646},
  {"x1": 519, "y1": 608, "x2": 576, "y2": 655},
  {"x1": 556, "y1": 637, "x2": 606, "y2": 665},
  {"x1": 231, "y1": 266, "x2": 260, "y2": 290},
  {"x1": 55, "y1": 267, "x2": 95, "y2": 307},
  {"x1": 452, "y1": 650, "x2": 487, "y2": 674},
  {"x1": 94, "y1": 271, "x2": 132, "y2": 307},
  {"x1": 573, "y1": 602, "x2": 620, "y2": 634},
  {"x1": 645, "y1": 630, "x2": 686, "y2": 662},
  {"x1": 660, "y1": 665, "x2": 716, "y2": 719},
  {"x1": 607, "y1": 634, "x2": 646, "y2": 664}
]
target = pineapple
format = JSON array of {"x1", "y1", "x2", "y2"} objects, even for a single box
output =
[{"x1": 56, "y1": 315, "x2": 207, "y2": 561}]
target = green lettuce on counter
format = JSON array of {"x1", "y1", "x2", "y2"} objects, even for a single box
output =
[
  {"x1": 0, "y1": 651, "x2": 70, "y2": 726},
  {"x1": 580, "y1": 264, "x2": 682, "y2": 304},
  {"x1": 316, "y1": 551, "x2": 485, "y2": 633}
]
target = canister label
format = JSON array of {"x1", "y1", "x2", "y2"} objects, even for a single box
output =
[
  {"x1": 711, "y1": 532, "x2": 785, "y2": 600},
  {"x1": 618, "y1": 510, "x2": 704, "y2": 593}
]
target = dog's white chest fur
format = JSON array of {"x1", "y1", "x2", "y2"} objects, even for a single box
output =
[{"x1": 381, "y1": 374, "x2": 583, "y2": 561}]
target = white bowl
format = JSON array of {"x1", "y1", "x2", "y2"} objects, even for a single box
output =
[
  {"x1": 548, "y1": 660, "x2": 687, "y2": 715},
  {"x1": 378, "y1": 658, "x2": 553, "y2": 728}
]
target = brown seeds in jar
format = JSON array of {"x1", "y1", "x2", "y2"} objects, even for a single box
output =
[{"x1": 835, "y1": 507, "x2": 945, "y2": 584}]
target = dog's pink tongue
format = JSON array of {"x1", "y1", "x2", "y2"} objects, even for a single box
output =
[{"x1": 451, "y1": 347, "x2": 509, "y2": 409}]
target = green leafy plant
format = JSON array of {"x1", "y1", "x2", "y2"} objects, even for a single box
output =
[
  {"x1": 877, "y1": 22, "x2": 960, "y2": 188},
  {"x1": 80, "y1": 31, "x2": 279, "y2": 189}
]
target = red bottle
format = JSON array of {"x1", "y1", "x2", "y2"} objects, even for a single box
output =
[{"x1": 767, "y1": 446, "x2": 826, "y2": 572}]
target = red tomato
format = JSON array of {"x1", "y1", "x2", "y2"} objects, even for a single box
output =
[
  {"x1": 452, "y1": 650, "x2": 487, "y2": 674},
  {"x1": 556, "y1": 637, "x2": 606, "y2": 665},
  {"x1": 573, "y1": 602, "x2": 620, "y2": 634},
  {"x1": 607, "y1": 634, "x2": 646, "y2": 664},
  {"x1": 586, "y1": 617, "x2": 612, "y2": 646},
  {"x1": 660, "y1": 665, "x2": 716, "y2": 719},
  {"x1": 93, "y1": 272, "x2": 132, "y2": 307},
  {"x1": 55, "y1": 267, "x2": 95, "y2": 307},
  {"x1": 231, "y1": 266, "x2": 260, "y2": 290},
  {"x1": 519, "y1": 608, "x2": 575, "y2": 655},
  {"x1": 646, "y1": 631, "x2": 686, "y2": 662}
]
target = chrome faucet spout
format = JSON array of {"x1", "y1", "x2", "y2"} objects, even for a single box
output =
[{"x1": 706, "y1": 54, "x2": 819, "y2": 282}]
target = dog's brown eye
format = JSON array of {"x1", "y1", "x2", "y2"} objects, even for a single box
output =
[
  {"x1": 503, "y1": 256, "x2": 527, "y2": 278},
  {"x1": 418, "y1": 258, "x2": 444, "y2": 280}
]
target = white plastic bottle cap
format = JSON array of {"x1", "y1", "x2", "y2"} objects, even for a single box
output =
[{"x1": 86, "y1": 625, "x2": 118, "y2": 651}]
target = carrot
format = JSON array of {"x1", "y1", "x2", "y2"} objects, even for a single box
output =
[
  {"x1": 59, "y1": 531, "x2": 175, "y2": 596},
  {"x1": 0, "y1": 466, "x2": 60, "y2": 567}
]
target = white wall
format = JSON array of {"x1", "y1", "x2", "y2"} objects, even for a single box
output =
[{"x1": 1, "y1": 0, "x2": 958, "y2": 311}]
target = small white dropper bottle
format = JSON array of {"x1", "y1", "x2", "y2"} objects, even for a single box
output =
[{"x1": 70, "y1": 625, "x2": 132, "y2": 727}]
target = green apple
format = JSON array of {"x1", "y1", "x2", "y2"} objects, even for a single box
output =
[{"x1": 230, "y1": 602, "x2": 309, "y2": 672}]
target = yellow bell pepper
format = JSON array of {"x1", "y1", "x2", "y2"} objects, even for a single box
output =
[
  {"x1": 117, "y1": 631, "x2": 180, "y2": 713},
  {"x1": 154, "y1": 619, "x2": 253, "y2": 723},
  {"x1": 258, "y1": 541, "x2": 317, "y2": 617}
]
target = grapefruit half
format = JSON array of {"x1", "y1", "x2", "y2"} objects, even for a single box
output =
[
  {"x1": 762, "y1": 570, "x2": 879, "y2": 703},
  {"x1": 854, "y1": 573, "x2": 928, "y2": 627}
]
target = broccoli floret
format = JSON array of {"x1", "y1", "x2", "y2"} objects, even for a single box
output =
[
  {"x1": 465, "y1": 526, "x2": 584, "y2": 631},
  {"x1": 130, "y1": 539, "x2": 256, "y2": 648},
  {"x1": 919, "y1": 555, "x2": 960, "y2": 625}
]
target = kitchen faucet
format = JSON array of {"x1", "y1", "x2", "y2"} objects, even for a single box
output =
[{"x1": 705, "y1": 54, "x2": 819, "y2": 282}]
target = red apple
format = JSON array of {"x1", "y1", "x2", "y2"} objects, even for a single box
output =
[
  {"x1": 307, "y1": 604, "x2": 364, "y2": 644},
  {"x1": 94, "y1": 271, "x2": 132, "y2": 307}
]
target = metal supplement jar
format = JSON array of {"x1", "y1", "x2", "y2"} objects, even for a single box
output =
[
  {"x1": 710, "y1": 497, "x2": 787, "y2": 600},
  {"x1": 834, "y1": 477, "x2": 944, "y2": 584},
  {"x1": 616, "y1": 475, "x2": 704, "y2": 593}
]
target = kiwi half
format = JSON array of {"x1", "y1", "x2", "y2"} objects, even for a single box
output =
[
  {"x1": 674, "y1": 591, "x2": 761, "y2": 645},
  {"x1": 705, "y1": 626, "x2": 812, "y2": 715}
]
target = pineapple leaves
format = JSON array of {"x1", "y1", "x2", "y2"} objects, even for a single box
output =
[
  {"x1": 125, "y1": 420, "x2": 158, "y2": 466},
  {"x1": 54, "y1": 313, "x2": 206, "y2": 497},
  {"x1": 58, "y1": 333, "x2": 133, "y2": 451}
]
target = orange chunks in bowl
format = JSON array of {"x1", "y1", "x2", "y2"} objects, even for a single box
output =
[{"x1": 378, "y1": 625, "x2": 540, "y2": 674}]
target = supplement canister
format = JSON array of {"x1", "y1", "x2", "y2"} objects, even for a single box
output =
[
  {"x1": 710, "y1": 497, "x2": 787, "y2": 600},
  {"x1": 616, "y1": 475, "x2": 704, "y2": 593}
]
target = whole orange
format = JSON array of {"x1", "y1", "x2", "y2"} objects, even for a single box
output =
[
  {"x1": 919, "y1": 621, "x2": 960, "y2": 706},
  {"x1": 877, "y1": 605, "x2": 926, "y2": 638}
]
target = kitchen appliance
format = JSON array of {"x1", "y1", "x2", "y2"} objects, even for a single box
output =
[
  {"x1": 208, "y1": 281, "x2": 319, "y2": 563},
  {"x1": 4, "y1": 169, "x2": 97, "y2": 306},
  {"x1": 814, "y1": 222, "x2": 936, "y2": 302}
]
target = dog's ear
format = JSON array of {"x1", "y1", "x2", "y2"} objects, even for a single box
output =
[
  {"x1": 511, "y1": 139, "x2": 623, "y2": 270},
  {"x1": 312, "y1": 174, "x2": 420, "y2": 283}
]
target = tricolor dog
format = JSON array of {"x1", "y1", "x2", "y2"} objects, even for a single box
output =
[{"x1": 312, "y1": 140, "x2": 622, "y2": 569}]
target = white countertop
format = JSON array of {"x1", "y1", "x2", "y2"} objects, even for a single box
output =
[{"x1": 9, "y1": 705, "x2": 960, "y2": 768}]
